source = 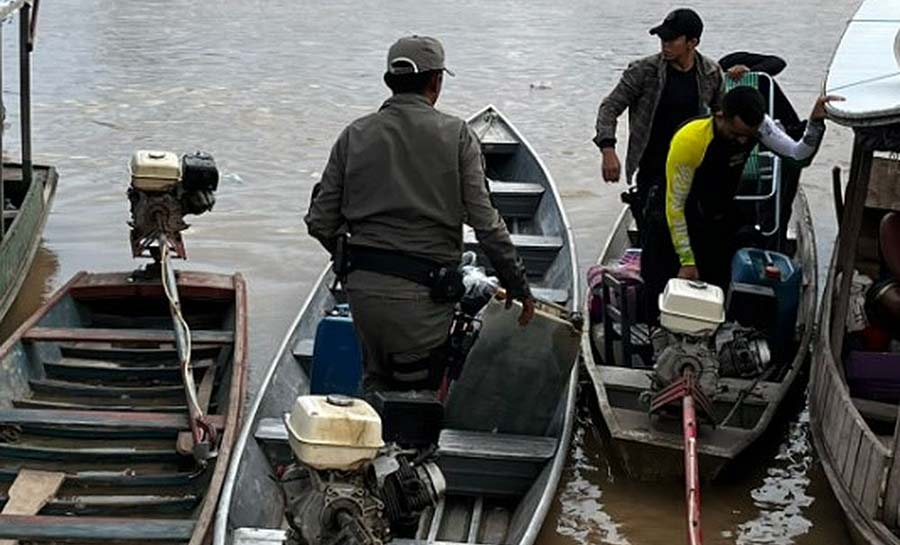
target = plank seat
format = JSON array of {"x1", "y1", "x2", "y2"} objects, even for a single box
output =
[
  {"x1": 0, "y1": 408, "x2": 223, "y2": 431},
  {"x1": 0, "y1": 514, "x2": 195, "y2": 541},
  {"x1": 42, "y1": 358, "x2": 211, "y2": 383},
  {"x1": 29, "y1": 378, "x2": 187, "y2": 398},
  {"x1": 25, "y1": 326, "x2": 233, "y2": 345},
  {"x1": 0, "y1": 493, "x2": 200, "y2": 516},
  {"x1": 487, "y1": 180, "x2": 544, "y2": 218},
  {"x1": 852, "y1": 397, "x2": 898, "y2": 424},
  {"x1": 0, "y1": 440, "x2": 184, "y2": 463},
  {"x1": 13, "y1": 398, "x2": 206, "y2": 413},
  {"x1": 59, "y1": 343, "x2": 221, "y2": 362},
  {"x1": 0, "y1": 464, "x2": 205, "y2": 487}
]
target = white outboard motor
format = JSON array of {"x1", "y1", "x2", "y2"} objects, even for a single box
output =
[
  {"x1": 652, "y1": 279, "x2": 725, "y2": 398},
  {"x1": 652, "y1": 279, "x2": 773, "y2": 399},
  {"x1": 281, "y1": 395, "x2": 445, "y2": 545}
]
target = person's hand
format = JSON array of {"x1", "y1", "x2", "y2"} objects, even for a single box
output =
[
  {"x1": 810, "y1": 94, "x2": 845, "y2": 121},
  {"x1": 601, "y1": 148, "x2": 621, "y2": 183},
  {"x1": 518, "y1": 297, "x2": 536, "y2": 326},
  {"x1": 677, "y1": 265, "x2": 699, "y2": 280},
  {"x1": 726, "y1": 64, "x2": 750, "y2": 81},
  {"x1": 503, "y1": 293, "x2": 535, "y2": 326}
]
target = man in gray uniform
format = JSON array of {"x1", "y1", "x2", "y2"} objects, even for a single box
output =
[{"x1": 305, "y1": 35, "x2": 534, "y2": 392}]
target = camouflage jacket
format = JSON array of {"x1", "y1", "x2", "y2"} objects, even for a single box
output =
[{"x1": 593, "y1": 51, "x2": 723, "y2": 182}]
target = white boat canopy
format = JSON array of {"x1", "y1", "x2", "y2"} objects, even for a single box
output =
[{"x1": 825, "y1": 0, "x2": 900, "y2": 126}]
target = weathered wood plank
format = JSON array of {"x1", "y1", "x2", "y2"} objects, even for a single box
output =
[
  {"x1": 863, "y1": 444, "x2": 889, "y2": 519},
  {"x1": 0, "y1": 408, "x2": 224, "y2": 431},
  {"x1": 0, "y1": 469, "x2": 65, "y2": 545},
  {"x1": 841, "y1": 423, "x2": 864, "y2": 484},
  {"x1": 851, "y1": 435, "x2": 874, "y2": 505},
  {"x1": 0, "y1": 514, "x2": 195, "y2": 540},
  {"x1": 25, "y1": 327, "x2": 233, "y2": 345},
  {"x1": 831, "y1": 143, "x2": 873, "y2": 358},
  {"x1": 834, "y1": 402, "x2": 853, "y2": 471}
]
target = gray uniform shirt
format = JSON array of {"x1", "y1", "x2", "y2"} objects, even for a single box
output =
[{"x1": 305, "y1": 93, "x2": 530, "y2": 298}]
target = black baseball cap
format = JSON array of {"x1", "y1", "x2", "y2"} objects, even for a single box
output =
[{"x1": 650, "y1": 8, "x2": 703, "y2": 41}]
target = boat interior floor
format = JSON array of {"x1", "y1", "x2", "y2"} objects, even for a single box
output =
[{"x1": 0, "y1": 289, "x2": 237, "y2": 543}]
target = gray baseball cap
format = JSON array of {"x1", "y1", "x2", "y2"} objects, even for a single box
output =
[{"x1": 386, "y1": 35, "x2": 455, "y2": 77}]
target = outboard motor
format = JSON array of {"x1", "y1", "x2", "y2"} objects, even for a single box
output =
[
  {"x1": 281, "y1": 395, "x2": 445, "y2": 545},
  {"x1": 652, "y1": 279, "x2": 773, "y2": 401},
  {"x1": 128, "y1": 150, "x2": 218, "y2": 259}
]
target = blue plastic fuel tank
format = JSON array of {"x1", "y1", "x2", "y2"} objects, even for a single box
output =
[
  {"x1": 728, "y1": 248, "x2": 802, "y2": 357},
  {"x1": 309, "y1": 304, "x2": 363, "y2": 396}
]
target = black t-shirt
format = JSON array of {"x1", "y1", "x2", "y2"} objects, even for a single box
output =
[{"x1": 638, "y1": 64, "x2": 700, "y2": 182}]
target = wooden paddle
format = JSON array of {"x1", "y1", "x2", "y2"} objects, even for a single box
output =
[{"x1": 0, "y1": 469, "x2": 66, "y2": 545}]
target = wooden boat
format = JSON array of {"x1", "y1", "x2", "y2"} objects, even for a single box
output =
[
  {"x1": 581, "y1": 167, "x2": 818, "y2": 479},
  {"x1": 809, "y1": 2, "x2": 900, "y2": 543},
  {"x1": 0, "y1": 1, "x2": 58, "y2": 323},
  {"x1": 213, "y1": 105, "x2": 580, "y2": 545},
  {"x1": 0, "y1": 270, "x2": 247, "y2": 544}
]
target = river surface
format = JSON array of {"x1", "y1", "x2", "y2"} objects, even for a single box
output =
[{"x1": 0, "y1": 0, "x2": 865, "y2": 542}]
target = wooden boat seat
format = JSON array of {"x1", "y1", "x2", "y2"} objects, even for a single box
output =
[
  {"x1": 0, "y1": 493, "x2": 200, "y2": 516},
  {"x1": 24, "y1": 326, "x2": 233, "y2": 345},
  {"x1": 0, "y1": 408, "x2": 224, "y2": 431},
  {"x1": 852, "y1": 397, "x2": 898, "y2": 424},
  {"x1": 0, "y1": 514, "x2": 195, "y2": 540},
  {"x1": 487, "y1": 180, "x2": 544, "y2": 218},
  {"x1": 0, "y1": 464, "x2": 206, "y2": 488},
  {"x1": 463, "y1": 231, "x2": 563, "y2": 278}
]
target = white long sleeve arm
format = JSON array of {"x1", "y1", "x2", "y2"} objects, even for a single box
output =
[{"x1": 757, "y1": 114, "x2": 825, "y2": 161}]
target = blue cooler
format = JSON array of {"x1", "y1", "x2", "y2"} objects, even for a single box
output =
[
  {"x1": 727, "y1": 249, "x2": 802, "y2": 357},
  {"x1": 309, "y1": 304, "x2": 363, "y2": 396}
]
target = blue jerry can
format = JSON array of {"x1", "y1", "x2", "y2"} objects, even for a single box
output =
[
  {"x1": 729, "y1": 248, "x2": 802, "y2": 356},
  {"x1": 309, "y1": 304, "x2": 363, "y2": 396}
]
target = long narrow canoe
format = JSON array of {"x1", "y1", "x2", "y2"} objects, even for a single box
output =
[
  {"x1": 0, "y1": 163, "x2": 58, "y2": 322},
  {"x1": 582, "y1": 189, "x2": 817, "y2": 480},
  {"x1": 0, "y1": 270, "x2": 247, "y2": 544},
  {"x1": 214, "y1": 105, "x2": 580, "y2": 545}
]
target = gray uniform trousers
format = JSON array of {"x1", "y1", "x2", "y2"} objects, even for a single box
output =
[{"x1": 345, "y1": 270, "x2": 454, "y2": 392}]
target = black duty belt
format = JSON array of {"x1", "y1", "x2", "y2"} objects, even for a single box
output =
[{"x1": 347, "y1": 245, "x2": 448, "y2": 288}]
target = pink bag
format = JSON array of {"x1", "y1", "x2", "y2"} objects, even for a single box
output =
[{"x1": 587, "y1": 249, "x2": 643, "y2": 322}]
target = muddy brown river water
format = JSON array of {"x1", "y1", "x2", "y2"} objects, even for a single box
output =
[{"x1": 0, "y1": 0, "x2": 865, "y2": 542}]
